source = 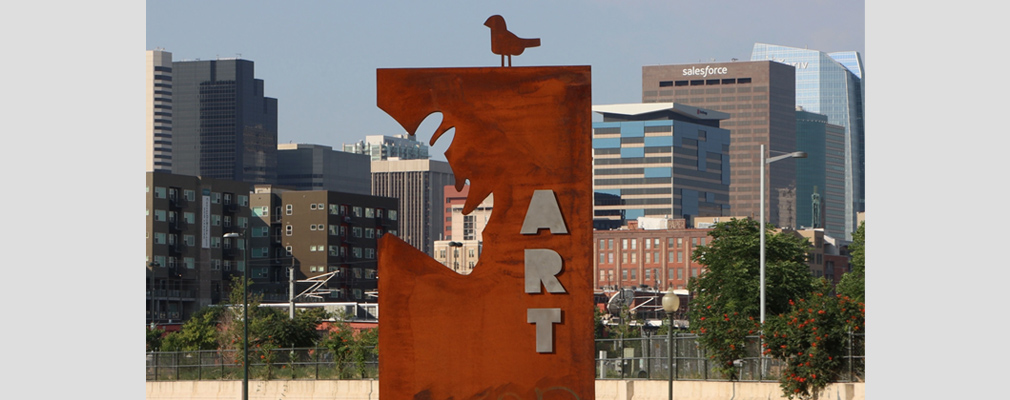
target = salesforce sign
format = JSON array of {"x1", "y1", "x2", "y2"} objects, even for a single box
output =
[{"x1": 682, "y1": 65, "x2": 729, "y2": 78}]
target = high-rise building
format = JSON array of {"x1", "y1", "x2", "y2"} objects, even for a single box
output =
[
  {"x1": 795, "y1": 107, "x2": 847, "y2": 240},
  {"x1": 343, "y1": 134, "x2": 429, "y2": 161},
  {"x1": 147, "y1": 49, "x2": 173, "y2": 173},
  {"x1": 750, "y1": 43, "x2": 865, "y2": 240},
  {"x1": 146, "y1": 172, "x2": 252, "y2": 324},
  {"x1": 592, "y1": 103, "x2": 732, "y2": 229},
  {"x1": 171, "y1": 57, "x2": 278, "y2": 184},
  {"x1": 276, "y1": 143, "x2": 371, "y2": 194},
  {"x1": 642, "y1": 61, "x2": 798, "y2": 228},
  {"x1": 370, "y1": 159, "x2": 455, "y2": 255}
]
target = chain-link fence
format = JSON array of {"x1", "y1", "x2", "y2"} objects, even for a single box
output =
[
  {"x1": 595, "y1": 332, "x2": 864, "y2": 382},
  {"x1": 146, "y1": 333, "x2": 863, "y2": 382},
  {"x1": 146, "y1": 347, "x2": 377, "y2": 381}
]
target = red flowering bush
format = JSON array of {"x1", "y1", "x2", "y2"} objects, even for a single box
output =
[
  {"x1": 763, "y1": 280, "x2": 865, "y2": 399},
  {"x1": 687, "y1": 218, "x2": 814, "y2": 380}
]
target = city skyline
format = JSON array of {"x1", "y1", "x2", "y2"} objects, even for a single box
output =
[{"x1": 146, "y1": 1, "x2": 865, "y2": 161}]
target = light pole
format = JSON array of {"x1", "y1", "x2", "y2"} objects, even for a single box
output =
[
  {"x1": 759, "y1": 144, "x2": 806, "y2": 324},
  {"x1": 661, "y1": 291, "x2": 680, "y2": 400},
  {"x1": 223, "y1": 231, "x2": 249, "y2": 400}
]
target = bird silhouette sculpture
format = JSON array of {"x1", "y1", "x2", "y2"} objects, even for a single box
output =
[{"x1": 484, "y1": 15, "x2": 540, "y2": 67}]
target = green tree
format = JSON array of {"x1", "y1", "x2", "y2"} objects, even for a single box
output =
[
  {"x1": 319, "y1": 312, "x2": 377, "y2": 378},
  {"x1": 687, "y1": 218, "x2": 815, "y2": 380},
  {"x1": 218, "y1": 276, "x2": 327, "y2": 352},
  {"x1": 160, "y1": 306, "x2": 224, "y2": 351},
  {"x1": 763, "y1": 279, "x2": 865, "y2": 399},
  {"x1": 836, "y1": 222, "x2": 865, "y2": 303},
  {"x1": 147, "y1": 326, "x2": 165, "y2": 352}
]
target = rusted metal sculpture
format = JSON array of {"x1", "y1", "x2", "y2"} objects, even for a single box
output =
[
  {"x1": 376, "y1": 17, "x2": 592, "y2": 400},
  {"x1": 485, "y1": 15, "x2": 540, "y2": 67}
]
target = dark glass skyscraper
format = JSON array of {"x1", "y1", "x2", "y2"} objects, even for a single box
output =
[{"x1": 172, "y1": 58, "x2": 278, "y2": 184}]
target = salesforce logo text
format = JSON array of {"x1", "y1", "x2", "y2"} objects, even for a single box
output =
[{"x1": 682, "y1": 66, "x2": 728, "y2": 78}]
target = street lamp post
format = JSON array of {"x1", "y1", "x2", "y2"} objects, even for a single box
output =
[
  {"x1": 759, "y1": 144, "x2": 806, "y2": 324},
  {"x1": 223, "y1": 231, "x2": 249, "y2": 400},
  {"x1": 661, "y1": 291, "x2": 680, "y2": 400}
]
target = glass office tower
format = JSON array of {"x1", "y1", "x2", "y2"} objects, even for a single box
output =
[
  {"x1": 592, "y1": 103, "x2": 731, "y2": 229},
  {"x1": 751, "y1": 44, "x2": 864, "y2": 240}
]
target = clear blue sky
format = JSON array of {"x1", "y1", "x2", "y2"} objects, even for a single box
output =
[{"x1": 146, "y1": 0, "x2": 864, "y2": 160}]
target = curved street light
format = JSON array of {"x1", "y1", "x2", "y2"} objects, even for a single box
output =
[{"x1": 759, "y1": 144, "x2": 806, "y2": 324}]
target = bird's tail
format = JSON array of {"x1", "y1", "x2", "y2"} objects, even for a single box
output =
[{"x1": 523, "y1": 38, "x2": 541, "y2": 48}]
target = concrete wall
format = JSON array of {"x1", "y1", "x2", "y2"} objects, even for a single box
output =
[{"x1": 146, "y1": 380, "x2": 863, "y2": 400}]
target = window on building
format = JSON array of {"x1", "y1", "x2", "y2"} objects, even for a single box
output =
[
  {"x1": 285, "y1": 225, "x2": 292, "y2": 236},
  {"x1": 211, "y1": 215, "x2": 221, "y2": 226},
  {"x1": 184, "y1": 212, "x2": 195, "y2": 224},
  {"x1": 211, "y1": 192, "x2": 221, "y2": 204},
  {"x1": 365, "y1": 228, "x2": 374, "y2": 239},
  {"x1": 154, "y1": 210, "x2": 166, "y2": 222},
  {"x1": 389, "y1": 210, "x2": 397, "y2": 220},
  {"x1": 154, "y1": 233, "x2": 166, "y2": 244},
  {"x1": 154, "y1": 187, "x2": 167, "y2": 199},
  {"x1": 285, "y1": 204, "x2": 293, "y2": 215},
  {"x1": 184, "y1": 235, "x2": 195, "y2": 246},
  {"x1": 365, "y1": 208, "x2": 374, "y2": 218},
  {"x1": 210, "y1": 237, "x2": 221, "y2": 248},
  {"x1": 353, "y1": 207, "x2": 363, "y2": 217}
]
